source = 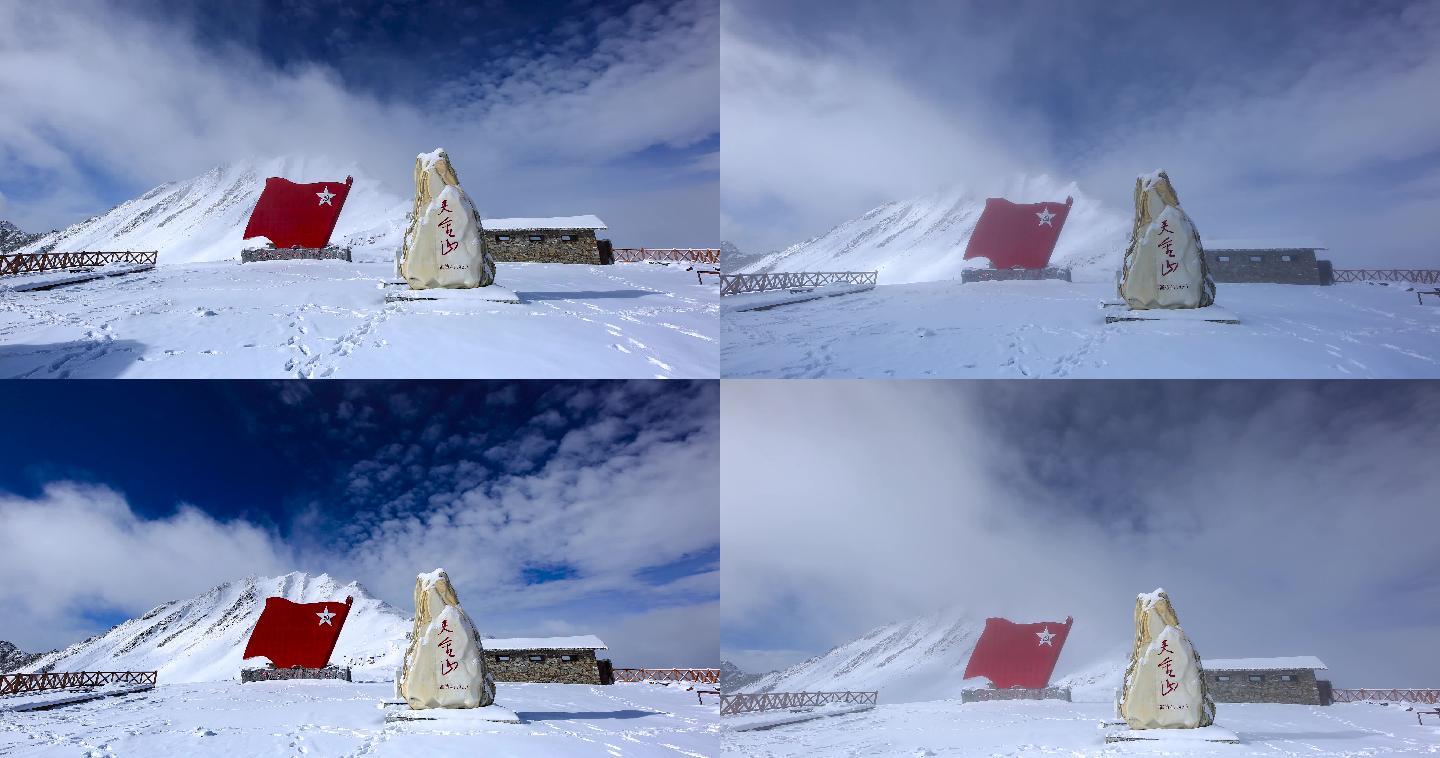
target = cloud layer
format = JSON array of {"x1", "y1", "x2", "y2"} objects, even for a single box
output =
[
  {"x1": 0, "y1": 382, "x2": 720, "y2": 668},
  {"x1": 0, "y1": 0, "x2": 718, "y2": 246},
  {"x1": 722, "y1": 381, "x2": 1440, "y2": 686},
  {"x1": 722, "y1": 0, "x2": 1440, "y2": 266}
]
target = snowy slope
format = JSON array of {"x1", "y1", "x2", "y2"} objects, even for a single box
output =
[
  {"x1": 15, "y1": 157, "x2": 409, "y2": 265},
  {"x1": 20, "y1": 572, "x2": 409, "y2": 683},
  {"x1": 743, "y1": 176, "x2": 1129, "y2": 284},
  {"x1": 741, "y1": 610, "x2": 991, "y2": 703}
]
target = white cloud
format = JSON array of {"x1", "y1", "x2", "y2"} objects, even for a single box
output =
[
  {"x1": 0, "y1": 483, "x2": 293, "y2": 651},
  {"x1": 721, "y1": 0, "x2": 1440, "y2": 266},
  {"x1": 0, "y1": 0, "x2": 718, "y2": 245},
  {"x1": 721, "y1": 381, "x2": 1440, "y2": 686}
]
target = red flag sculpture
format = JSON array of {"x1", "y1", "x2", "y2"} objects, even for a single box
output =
[
  {"x1": 963, "y1": 196, "x2": 1073, "y2": 269},
  {"x1": 242, "y1": 176, "x2": 353, "y2": 249},
  {"x1": 963, "y1": 616, "x2": 1073, "y2": 689},
  {"x1": 243, "y1": 596, "x2": 354, "y2": 669}
]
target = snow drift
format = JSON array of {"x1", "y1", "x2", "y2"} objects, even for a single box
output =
[
  {"x1": 18, "y1": 572, "x2": 409, "y2": 683},
  {"x1": 15, "y1": 157, "x2": 409, "y2": 265},
  {"x1": 742, "y1": 176, "x2": 1129, "y2": 284}
]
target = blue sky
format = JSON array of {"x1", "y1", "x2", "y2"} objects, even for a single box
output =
[
  {"x1": 0, "y1": 0, "x2": 717, "y2": 246},
  {"x1": 722, "y1": 0, "x2": 1440, "y2": 266},
  {"x1": 721, "y1": 381, "x2": 1440, "y2": 686},
  {"x1": 0, "y1": 380, "x2": 719, "y2": 666}
]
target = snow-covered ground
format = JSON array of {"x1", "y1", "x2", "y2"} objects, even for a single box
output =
[
  {"x1": 721, "y1": 698, "x2": 1440, "y2": 756},
  {"x1": 0, "y1": 259, "x2": 718, "y2": 378},
  {"x1": 0, "y1": 680, "x2": 719, "y2": 757},
  {"x1": 722, "y1": 280, "x2": 1440, "y2": 378}
]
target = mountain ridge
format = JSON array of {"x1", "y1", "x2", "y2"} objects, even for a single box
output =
[
  {"x1": 741, "y1": 176, "x2": 1129, "y2": 284},
  {"x1": 14, "y1": 157, "x2": 410, "y2": 265},
  {"x1": 15, "y1": 571, "x2": 410, "y2": 683}
]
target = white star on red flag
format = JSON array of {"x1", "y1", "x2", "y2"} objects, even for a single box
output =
[
  {"x1": 316, "y1": 187, "x2": 336, "y2": 206},
  {"x1": 317, "y1": 607, "x2": 336, "y2": 626},
  {"x1": 1036, "y1": 207, "x2": 1055, "y2": 226}
]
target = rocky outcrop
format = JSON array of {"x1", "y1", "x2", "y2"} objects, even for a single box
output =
[
  {"x1": 397, "y1": 149, "x2": 496, "y2": 290},
  {"x1": 1118, "y1": 171, "x2": 1216, "y2": 309},
  {"x1": 1119, "y1": 589, "x2": 1215, "y2": 729},
  {"x1": 398, "y1": 569, "x2": 496, "y2": 709},
  {"x1": 0, "y1": 221, "x2": 43, "y2": 253},
  {"x1": 0, "y1": 640, "x2": 47, "y2": 673}
]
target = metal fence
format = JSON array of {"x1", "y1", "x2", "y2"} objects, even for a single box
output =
[
  {"x1": 1331, "y1": 269, "x2": 1440, "y2": 285},
  {"x1": 0, "y1": 251, "x2": 159, "y2": 277},
  {"x1": 612, "y1": 668, "x2": 720, "y2": 684},
  {"x1": 0, "y1": 671, "x2": 158, "y2": 697},
  {"x1": 613, "y1": 248, "x2": 720, "y2": 265},
  {"x1": 719, "y1": 271, "x2": 878, "y2": 297},
  {"x1": 1330, "y1": 688, "x2": 1440, "y2": 704},
  {"x1": 720, "y1": 691, "x2": 879, "y2": 716}
]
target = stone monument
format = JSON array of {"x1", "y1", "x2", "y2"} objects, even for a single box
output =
[
  {"x1": 397, "y1": 568, "x2": 495, "y2": 709},
  {"x1": 1106, "y1": 588, "x2": 1236, "y2": 743},
  {"x1": 393, "y1": 149, "x2": 517, "y2": 303},
  {"x1": 1108, "y1": 171, "x2": 1236, "y2": 323}
]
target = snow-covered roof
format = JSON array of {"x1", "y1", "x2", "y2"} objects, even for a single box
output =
[
  {"x1": 1205, "y1": 656, "x2": 1328, "y2": 671},
  {"x1": 484, "y1": 635, "x2": 607, "y2": 651},
  {"x1": 484, "y1": 215, "x2": 607, "y2": 231},
  {"x1": 1206, "y1": 238, "x2": 1327, "y2": 251}
]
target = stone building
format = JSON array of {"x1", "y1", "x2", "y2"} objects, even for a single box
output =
[
  {"x1": 484, "y1": 635, "x2": 612, "y2": 685},
  {"x1": 1204, "y1": 243, "x2": 1331, "y2": 285},
  {"x1": 1204, "y1": 656, "x2": 1329, "y2": 705},
  {"x1": 484, "y1": 216, "x2": 609, "y2": 265}
]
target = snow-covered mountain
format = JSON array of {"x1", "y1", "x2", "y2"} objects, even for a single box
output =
[
  {"x1": 740, "y1": 609, "x2": 989, "y2": 703},
  {"x1": 0, "y1": 220, "x2": 43, "y2": 253},
  {"x1": 720, "y1": 659, "x2": 768, "y2": 692},
  {"x1": 0, "y1": 640, "x2": 48, "y2": 673},
  {"x1": 742, "y1": 176, "x2": 1129, "y2": 284},
  {"x1": 18, "y1": 572, "x2": 410, "y2": 683},
  {"x1": 15, "y1": 157, "x2": 409, "y2": 264},
  {"x1": 720, "y1": 240, "x2": 768, "y2": 272}
]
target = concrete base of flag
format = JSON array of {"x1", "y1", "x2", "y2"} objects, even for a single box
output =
[
  {"x1": 240, "y1": 665, "x2": 352, "y2": 683},
  {"x1": 961, "y1": 686, "x2": 1071, "y2": 703},
  {"x1": 382, "y1": 702, "x2": 522, "y2": 724},
  {"x1": 961, "y1": 266, "x2": 1072, "y2": 284},
  {"x1": 1101, "y1": 301, "x2": 1240, "y2": 324},
  {"x1": 241, "y1": 246, "x2": 352, "y2": 264},
  {"x1": 1102, "y1": 722, "x2": 1239, "y2": 744},
  {"x1": 383, "y1": 281, "x2": 521, "y2": 305}
]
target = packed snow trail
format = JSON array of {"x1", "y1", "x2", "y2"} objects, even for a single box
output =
[
  {"x1": 721, "y1": 280, "x2": 1440, "y2": 378},
  {"x1": 721, "y1": 699, "x2": 1440, "y2": 756},
  {"x1": 0, "y1": 680, "x2": 719, "y2": 757},
  {"x1": 0, "y1": 260, "x2": 718, "y2": 379}
]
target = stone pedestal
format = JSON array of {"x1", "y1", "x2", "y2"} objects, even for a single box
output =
[
  {"x1": 961, "y1": 267, "x2": 1071, "y2": 283},
  {"x1": 241, "y1": 245, "x2": 352, "y2": 263},
  {"x1": 961, "y1": 686, "x2": 1071, "y2": 703},
  {"x1": 240, "y1": 665, "x2": 352, "y2": 683}
]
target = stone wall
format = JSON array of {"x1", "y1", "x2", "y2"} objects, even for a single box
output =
[
  {"x1": 1205, "y1": 249, "x2": 1324, "y2": 285},
  {"x1": 962, "y1": 266, "x2": 1072, "y2": 283},
  {"x1": 962, "y1": 686, "x2": 1072, "y2": 703},
  {"x1": 486, "y1": 647, "x2": 604, "y2": 685},
  {"x1": 241, "y1": 246, "x2": 352, "y2": 263},
  {"x1": 241, "y1": 665, "x2": 352, "y2": 683},
  {"x1": 486, "y1": 229, "x2": 604, "y2": 265},
  {"x1": 1207, "y1": 667, "x2": 1323, "y2": 705}
]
